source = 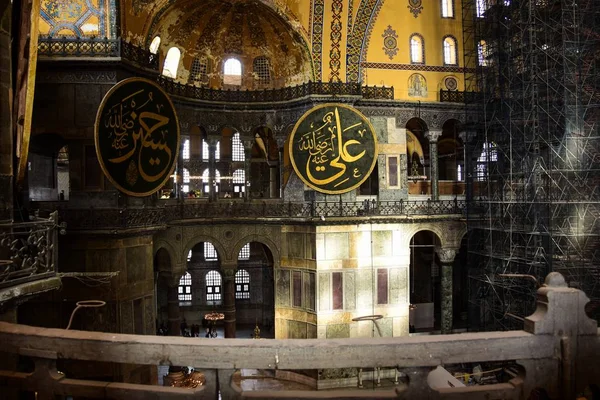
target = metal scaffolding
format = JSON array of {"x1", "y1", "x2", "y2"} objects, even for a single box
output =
[{"x1": 462, "y1": 0, "x2": 600, "y2": 330}]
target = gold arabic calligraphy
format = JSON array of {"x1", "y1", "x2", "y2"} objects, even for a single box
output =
[
  {"x1": 103, "y1": 89, "x2": 172, "y2": 184},
  {"x1": 297, "y1": 107, "x2": 368, "y2": 188}
]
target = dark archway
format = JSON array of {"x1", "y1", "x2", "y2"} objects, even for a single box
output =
[{"x1": 409, "y1": 230, "x2": 442, "y2": 333}]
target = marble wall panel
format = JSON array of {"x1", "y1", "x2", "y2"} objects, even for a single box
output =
[
  {"x1": 316, "y1": 233, "x2": 325, "y2": 261},
  {"x1": 318, "y1": 272, "x2": 330, "y2": 311},
  {"x1": 144, "y1": 295, "x2": 154, "y2": 335},
  {"x1": 399, "y1": 267, "x2": 409, "y2": 303},
  {"x1": 120, "y1": 301, "x2": 134, "y2": 334},
  {"x1": 389, "y1": 268, "x2": 401, "y2": 305},
  {"x1": 307, "y1": 323, "x2": 317, "y2": 338},
  {"x1": 393, "y1": 316, "x2": 409, "y2": 337},
  {"x1": 126, "y1": 246, "x2": 147, "y2": 285},
  {"x1": 317, "y1": 324, "x2": 327, "y2": 339},
  {"x1": 288, "y1": 320, "x2": 308, "y2": 339},
  {"x1": 348, "y1": 231, "x2": 371, "y2": 260},
  {"x1": 355, "y1": 269, "x2": 373, "y2": 310},
  {"x1": 343, "y1": 272, "x2": 356, "y2": 310},
  {"x1": 326, "y1": 323, "x2": 350, "y2": 339},
  {"x1": 276, "y1": 269, "x2": 290, "y2": 307},
  {"x1": 324, "y1": 232, "x2": 349, "y2": 261},
  {"x1": 377, "y1": 317, "x2": 393, "y2": 337},
  {"x1": 286, "y1": 233, "x2": 304, "y2": 259},
  {"x1": 372, "y1": 230, "x2": 392, "y2": 257}
]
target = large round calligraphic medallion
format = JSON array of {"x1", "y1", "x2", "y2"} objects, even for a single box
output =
[
  {"x1": 288, "y1": 103, "x2": 378, "y2": 194},
  {"x1": 94, "y1": 78, "x2": 180, "y2": 197}
]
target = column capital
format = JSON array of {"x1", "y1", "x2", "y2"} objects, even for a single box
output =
[
  {"x1": 425, "y1": 130, "x2": 443, "y2": 143},
  {"x1": 435, "y1": 247, "x2": 458, "y2": 264},
  {"x1": 275, "y1": 136, "x2": 287, "y2": 149}
]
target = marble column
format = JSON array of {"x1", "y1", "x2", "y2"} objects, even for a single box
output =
[
  {"x1": 241, "y1": 136, "x2": 254, "y2": 202},
  {"x1": 221, "y1": 265, "x2": 237, "y2": 338},
  {"x1": 436, "y1": 248, "x2": 457, "y2": 334},
  {"x1": 206, "y1": 133, "x2": 219, "y2": 202},
  {"x1": 167, "y1": 282, "x2": 182, "y2": 336},
  {"x1": 425, "y1": 130, "x2": 442, "y2": 201},
  {"x1": 276, "y1": 137, "x2": 286, "y2": 199},
  {"x1": 459, "y1": 130, "x2": 477, "y2": 202}
]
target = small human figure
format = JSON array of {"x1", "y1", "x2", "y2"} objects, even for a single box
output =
[
  {"x1": 180, "y1": 318, "x2": 188, "y2": 336},
  {"x1": 205, "y1": 328, "x2": 210, "y2": 338}
]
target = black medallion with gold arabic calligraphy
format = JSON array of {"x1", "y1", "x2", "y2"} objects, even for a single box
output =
[
  {"x1": 289, "y1": 103, "x2": 378, "y2": 194},
  {"x1": 94, "y1": 77, "x2": 180, "y2": 197}
]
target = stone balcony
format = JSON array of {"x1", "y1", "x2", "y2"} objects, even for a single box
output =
[
  {"x1": 0, "y1": 272, "x2": 598, "y2": 399},
  {"x1": 0, "y1": 214, "x2": 61, "y2": 309}
]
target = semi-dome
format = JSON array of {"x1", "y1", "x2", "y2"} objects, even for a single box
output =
[{"x1": 147, "y1": 0, "x2": 314, "y2": 89}]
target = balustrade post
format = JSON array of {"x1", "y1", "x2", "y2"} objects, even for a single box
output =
[
  {"x1": 241, "y1": 135, "x2": 254, "y2": 202},
  {"x1": 436, "y1": 248, "x2": 457, "y2": 334},
  {"x1": 206, "y1": 131, "x2": 220, "y2": 202},
  {"x1": 459, "y1": 130, "x2": 477, "y2": 202},
  {"x1": 221, "y1": 264, "x2": 237, "y2": 338},
  {"x1": 425, "y1": 130, "x2": 442, "y2": 201}
]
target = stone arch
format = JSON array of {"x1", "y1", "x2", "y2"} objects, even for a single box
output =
[
  {"x1": 403, "y1": 225, "x2": 446, "y2": 248},
  {"x1": 230, "y1": 235, "x2": 280, "y2": 268},
  {"x1": 182, "y1": 235, "x2": 226, "y2": 265},
  {"x1": 153, "y1": 241, "x2": 178, "y2": 271}
]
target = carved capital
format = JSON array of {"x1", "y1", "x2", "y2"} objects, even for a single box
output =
[
  {"x1": 435, "y1": 247, "x2": 457, "y2": 264},
  {"x1": 425, "y1": 130, "x2": 443, "y2": 144}
]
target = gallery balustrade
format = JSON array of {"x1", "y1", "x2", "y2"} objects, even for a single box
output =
[{"x1": 0, "y1": 272, "x2": 597, "y2": 399}]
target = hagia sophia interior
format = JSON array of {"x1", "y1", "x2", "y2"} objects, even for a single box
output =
[{"x1": 0, "y1": 0, "x2": 598, "y2": 398}]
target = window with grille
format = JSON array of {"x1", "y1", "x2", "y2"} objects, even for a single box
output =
[
  {"x1": 232, "y1": 132, "x2": 245, "y2": 161},
  {"x1": 235, "y1": 269, "x2": 250, "y2": 299},
  {"x1": 182, "y1": 168, "x2": 190, "y2": 193},
  {"x1": 204, "y1": 242, "x2": 218, "y2": 261},
  {"x1": 202, "y1": 140, "x2": 220, "y2": 161},
  {"x1": 478, "y1": 40, "x2": 489, "y2": 66},
  {"x1": 187, "y1": 249, "x2": 192, "y2": 262},
  {"x1": 149, "y1": 36, "x2": 161, "y2": 54},
  {"x1": 441, "y1": 0, "x2": 454, "y2": 17},
  {"x1": 206, "y1": 270, "x2": 222, "y2": 302},
  {"x1": 476, "y1": 0, "x2": 486, "y2": 17},
  {"x1": 476, "y1": 142, "x2": 497, "y2": 181},
  {"x1": 238, "y1": 243, "x2": 250, "y2": 260},
  {"x1": 443, "y1": 36, "x2": 458, "y2": 65},
  {"x1": 253, "y1": 56, "x2": 271, "y2": 86},
  {"x1": 202, "y1": 169, "x2": 221, "y2": 194},
  {"x1": 178, "y1": 272, "x2": 192, "y2": 306},
  {"x1": 182, "y1": 138, "x2": 190, "y2": 160},
  {"x1": 223, "y1": 58, "x2": 242, "y2": 86},
  {"x1": 162, "y1": 47, "x2": 181, "y2": 78},
  {"x1": 410, "y1": 34, "x2": 424, "y2": 64},
  {"x1": 233, "y1": 169, "x2": 245, "y2": 193},
  {"x1": 189, "y1": 57, "x2": 211, "y2": 85}
]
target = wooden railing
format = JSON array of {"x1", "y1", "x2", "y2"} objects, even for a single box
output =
[{"x1": 0, "y1": 273, "x2": 598, "y2": 399}]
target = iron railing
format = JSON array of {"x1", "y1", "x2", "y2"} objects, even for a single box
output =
[
  {"x1": 37, "y1": 37, "x2": 159, "y2": 70},
  {"x1": 33, "y1": 199, "x2": 465, "y2": 230},
  {"x1": 0, "y1": 214, "x2": 58, "y2": 289},
  {"x1": 156, "y1": 76, "x2": 395, "y2": 102},
  {"x1": 439, "y1": 89, "x2": 480, "y2": 103}
]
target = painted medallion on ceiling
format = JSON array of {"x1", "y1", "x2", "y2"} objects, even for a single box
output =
[{"x1": 39, "y1": 0, "x2": 116, "y2": 38}]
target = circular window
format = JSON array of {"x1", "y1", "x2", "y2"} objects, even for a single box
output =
[{"x1": 445, "y1": 77, "x2": 458, "y2": 91}]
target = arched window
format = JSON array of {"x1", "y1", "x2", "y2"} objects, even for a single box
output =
[
  {"x1": 441, "y1": 0, "x2": 454, "y2": 17},
  {"x1": 178, "y1": 272, "x2": 192, "y2": 306},
  {"x1": 202, "y1": 139, "x2": 220, "y2": 161},
  {"x1": 238, "y1": 243, "x2": 250, "y2": 260},
  {"x1": 189, "y1": 57, "x2": 211, "y2": 85},
  {"x1": 476, "y1": 0, "x2": 486, "y2": 17},
  {"x1": 476, "y1": 142, "x2": 497, "y2": 181},
  {"x1": 233, "y1": 169, "x2": 245, "y2": 194},
  {"x1": 206, "y1": 270, "x2": 222, "y2": 302},
  {"x1": 253, "y1": 56, "x2": 271, "y2": 86},
  {"x1": 478, "y1": 40, "x2": 489, "y2": 66},
  {"x1": 223, "y1": 58, "x2": 242, "y2": 85},
  {"x1": 235, "y1": 269, "x2": 250, "y2": 299},
  {"x1": 202, "y1": 169, "x2": 221, "y2": 194},
  {"x1": 443, "y1": 36, "x2": 458, "y2": 65},
  {"x1": 162, "y1": 47, "x2": 181, "y2": 79},
  {"x1": 182, "y1": 138, "x2": 190, "y2": 160},
  {"x1": 232, "y1": 132, "x2": 245, "y2": 161},
  {"x1": 149, "y1": 36, "x2": 161, "y2": 54},
  {"x1": 410, "y1": 34, "x2": 424, "y2": 64},
  {"x1": 187, "y1": 249, "x2": 192, "y2": 262},
  {"x1": 204, "y1": 242, "x2": 218, "y2": 261},
  {"x1": 182, "y1": 168, "x2": 190, "y2": 193}
]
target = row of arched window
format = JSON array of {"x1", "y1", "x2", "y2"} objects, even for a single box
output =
[
  {"x1": 408, "y1": 35, "x2": 458, "y2": 66},
  {"x1": 150, "y1": 36, "x2": 271, "y2": 85},
  {"x1": 178, "y1": 269, "x2": 251, "y2": 304}
]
